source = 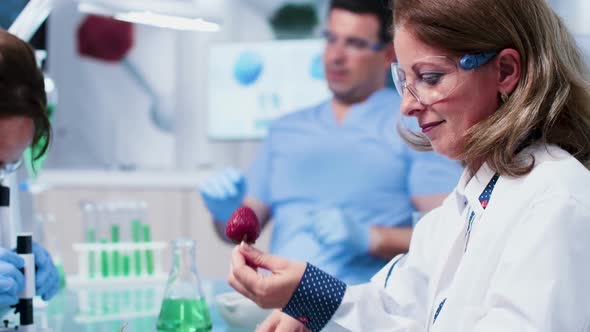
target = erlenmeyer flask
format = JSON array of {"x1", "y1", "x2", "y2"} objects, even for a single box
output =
[{"x1": 156, "y1": 239, "x2": 212, "y2": 332}]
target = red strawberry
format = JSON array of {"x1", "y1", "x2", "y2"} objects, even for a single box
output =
[{"x1": 226, "y1": 206, "x2": 261, "y2": 244}]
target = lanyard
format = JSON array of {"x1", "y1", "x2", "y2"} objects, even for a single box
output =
[
  {"x1": 433, "y1": 173, "x2": 500, "y2": 325},
  {"x1": 464, "y1": 174, "x2": 499, "y2": 252}
]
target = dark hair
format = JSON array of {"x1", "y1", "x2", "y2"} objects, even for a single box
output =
[
  {"x1": 0, "y1": 29, "x2": 51, "y2": 160},
  {"x1": 329, "y1": 0, "x2": 393, "y2": 43}
]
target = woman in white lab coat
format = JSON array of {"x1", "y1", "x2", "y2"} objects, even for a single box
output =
[{"x1": 228, "y1": 0, "x2": 590, "y2": 331}]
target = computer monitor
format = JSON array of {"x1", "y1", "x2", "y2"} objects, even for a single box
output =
[{"x1": 207, "y1": 39, "x2": 331, "y2": 140}]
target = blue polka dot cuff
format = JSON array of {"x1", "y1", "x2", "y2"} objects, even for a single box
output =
[{"x1": 282, "y1": 263, "x2": 347, "y2": 332}]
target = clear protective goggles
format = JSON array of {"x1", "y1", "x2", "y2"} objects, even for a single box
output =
[
  {"x1": 0, "y1": 159, "x2": 23, "y2": 183},
  {"x1": 391, "y1": 52, "x2": 497, "y2": 106}
]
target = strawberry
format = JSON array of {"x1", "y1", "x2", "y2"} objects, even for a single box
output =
[{"x1": 226, "y1": 206, "x2": 261, "y2": 244}]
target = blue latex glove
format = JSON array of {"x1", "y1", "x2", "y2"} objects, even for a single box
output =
[
  {"x1": 32, "y1": 242, "x2": 60, "y2": 301},
  {"x1": 0, "y1": 248, "x2": 25, "y2": 305},
  {"x1": 309, "y1": 207, "x2": 370, "y2": 259},
  {"x1": 199, "y1": 168, "x2": 246, "y2": 223}
]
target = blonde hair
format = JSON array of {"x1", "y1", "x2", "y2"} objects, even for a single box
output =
[{"x1": 393, "y1": 0, "x2": 590, "y2": 176}]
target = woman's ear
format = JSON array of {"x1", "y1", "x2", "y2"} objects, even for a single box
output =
[{"x1": 496, "y1": 48, "x2": 521, "y2": 95}]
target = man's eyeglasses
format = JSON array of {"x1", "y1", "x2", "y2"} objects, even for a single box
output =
[
  {"x1": 0, "y1": 159, "x2": 23, "y2": 182},
  {"x1": 391, "y1": 52, "x2": 497, "y2": 106},
  {"x1": 322, "y1": 30, "x2": 386, "y2": 54}
]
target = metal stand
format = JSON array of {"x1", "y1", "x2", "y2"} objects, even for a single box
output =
[
  {"x1": 0, "y1": 188, "x2": 52, "y2": 332},
  {"x1": 0, "y1": 186, "x2": 12, "y2": 249}
]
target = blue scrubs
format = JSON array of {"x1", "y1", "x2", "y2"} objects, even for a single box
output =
[{"x1": 247, "y1": 89, "x2": 462, "y2": 284}]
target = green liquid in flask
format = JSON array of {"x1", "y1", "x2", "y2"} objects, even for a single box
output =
[{"x1": 156, "y1": 298, "x2": 212, "y2": 332}]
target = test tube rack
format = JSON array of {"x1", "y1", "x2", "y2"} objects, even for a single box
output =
[{"x1": 70, "y1": 241, "x2": 168, "y2": 284}]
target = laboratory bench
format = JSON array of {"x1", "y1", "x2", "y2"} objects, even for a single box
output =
[{"x1": 12, "y1": 279, "x2": 251, "y2": 332}]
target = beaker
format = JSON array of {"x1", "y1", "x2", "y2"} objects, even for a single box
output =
[{"x1": 156, "y1": 239, "x2": 211, "y2": 332}]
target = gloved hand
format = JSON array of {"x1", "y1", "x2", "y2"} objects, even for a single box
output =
[
  {"x1": 0, "y1": 248, "x2": 25, "y2": 305},
  {"x1": 199, "y1": 168, "x2": 246, "y2": 223},
  {"x1": 32, "y1": 242, "x2": 60, "y2": 301},
  {"x1": 309, "y1": 208, "x2": 370, "y2": 259}
]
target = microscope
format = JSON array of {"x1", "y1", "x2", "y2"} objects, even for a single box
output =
[{"x1": 0, "y1": 184, "x2": 51, "y2": 332}]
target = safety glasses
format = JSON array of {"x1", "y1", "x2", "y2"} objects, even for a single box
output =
[
  {"x1": 391, "y1": 52, "x2": 497, "y2": 106},
  {"x1": 0, "y1": 158, "x2": 23, "y2": 182}
]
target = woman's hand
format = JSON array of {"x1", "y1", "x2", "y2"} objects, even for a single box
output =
[
  {"x1": 256, "y1": 309, "x2": 309, "y2": 332},
  {"x1": 228, "y1": 242, "x2": 306, "y2": 309}
]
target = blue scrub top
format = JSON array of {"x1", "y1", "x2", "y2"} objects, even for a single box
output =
[{"x1": 247, "y1": 88, "x2": 462, "y2": 284}]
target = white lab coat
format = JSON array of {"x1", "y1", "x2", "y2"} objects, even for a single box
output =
[{"x1": 324, "y1": 144, "x2": 590, "y2": 331}]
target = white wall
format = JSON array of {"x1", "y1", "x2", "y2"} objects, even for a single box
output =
[
  {"x1": 550, "y1": 0, "x2": 590, "y2": 35},
  {"x1": 46, "y1": 0, "x2": 277, "y2": 172}
]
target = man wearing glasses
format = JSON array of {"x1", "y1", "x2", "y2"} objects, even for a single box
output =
[
  {"x1": 200, "y1": 0, "x2": 461, "y2": 284},
  {"x1": 0, "y1": 29, "x2": 60, "y2": 310}
]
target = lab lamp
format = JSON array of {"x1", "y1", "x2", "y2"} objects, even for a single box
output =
[{"x1": 9, "y1": 0, "x2": 222, "y2": 42}]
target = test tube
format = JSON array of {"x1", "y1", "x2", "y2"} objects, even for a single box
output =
[
  {"x1": 100, "y1": 239, "x2": 109, "y2": 278},
  {"x1": 139, "y1": 202, "x2": 154, "y2": 275},
  {"x1": 143, "y1": 224, "x2": 154, "y2": 275},
  {"x1": 122, "y1": 253, "x2": 131, "y2": 277},
  {"x1": 132, "y1": 219, "x2": 142, "y2": 276},
  {"x1": 96, "y1": 203, "x2": 110, "y2": 279},
  {"x1": 119, "y1": 201, "x2": 134, "y2": 278},
  {"x1": 45, "y1": 214, "x2": 66, "y2": 288},
  {"x1": 81, "y1": 202, "x2": 97, "y2": 279},
  {"x1": 109, "y1": 202, "x2": 121, "y2": 278}
]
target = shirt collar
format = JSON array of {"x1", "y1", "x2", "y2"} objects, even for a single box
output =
[
  {"x1": 454, "y1": 163, "x2": 497, "y2": 215},
  {"x1": 319, "y1": 88, "x2": 397, "y2": 126}
]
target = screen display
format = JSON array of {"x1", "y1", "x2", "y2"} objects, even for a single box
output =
[{"x1": 208, "y1": 39, "x2": 331, "y2": 140}]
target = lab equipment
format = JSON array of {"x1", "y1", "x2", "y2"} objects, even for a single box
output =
[
  {"x1": 71, "y1": 202, "x2": 167, "y2": 330},
  {"x1": 72, "y1": 240, "x2": 167, "y2": 282},
  {"x1": 33, "y1": 215, "x2": 66, "y2": 291},
  {"x1": 0, "y1": 186, "x2": 52, "y2": 332},
  {"x1": 0, "y1": 234, "x2": 53, "y2": 332},
  {"x1": 72, "y1": 281, "x2": 163, "y2": 326},
  {"x1": 7, "y1": 0, "x2": 51, "y2": 42},
  {"x1": 15, "y1": 234, "x2": 34, "y2": 330},
  {"x1": 156, "y1": 239, "x2": 211, "y2": 332},
  {"x1": 0, "y1": 186, "x2": 14, "y2": 249},
  {"x1": 73, "y1": 201, "x2": 167, "y2": 283}
]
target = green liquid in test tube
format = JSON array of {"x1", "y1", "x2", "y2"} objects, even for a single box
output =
[
  {"x1": 57, "y1": 261, "x2": 67, "y2": 289},
  {"x1": 86, "y1": 229, "x2": 96, "y2": 278},
  {"x1": 100, "y1": 239, "x2": 109, "y2": 278},
  {"x1": 143, "y1": 224, "x2": 154, "y2": 275},
  {"x1": 132, "y1": 220, "x2": 142, "y2": 276},
  {"x1": 111, "y1": 225, "x2": 120, "y2": 277},
  {"x1": 123, "y1": 255, "x2": 131, "y2": 277}
]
